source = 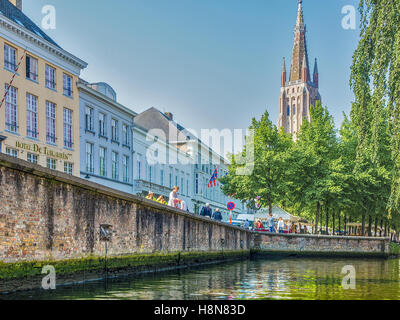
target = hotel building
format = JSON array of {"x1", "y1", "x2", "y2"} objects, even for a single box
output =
[{"x1": 0, "y1": 0, "x2": 87, "y2": 176}]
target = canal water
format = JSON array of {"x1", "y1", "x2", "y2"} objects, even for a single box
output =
[{"x1": 2, "y1": 258, "x2": 400, "y2": 300}]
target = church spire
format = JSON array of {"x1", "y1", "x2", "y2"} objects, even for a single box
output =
[
  {"x1": 296, "y1": 0, "x2": 304, "y2": 31},
  {"x1": 289, "y1": 0, "x2": 310, "y2": 82},
  {"x1": 281, "y1": 57, "x2": 287, "y2": 87},
  {"x1": 313, "y1": 58, "x2": 319, "y2": 87}
]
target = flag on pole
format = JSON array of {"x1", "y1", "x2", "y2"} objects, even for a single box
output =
[{"x1": 208, "y1": 167, "x2": 218, "y2": 188}]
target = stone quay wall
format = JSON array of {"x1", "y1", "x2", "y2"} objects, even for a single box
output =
[
  {"x1": 0, "y1": 154, "x2": 252, "y2": 264},
  {"x1": 253, "y1": 232, "x2": 390, "y2": 258}
]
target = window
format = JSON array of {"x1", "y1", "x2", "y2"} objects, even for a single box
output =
[
  {"x1": 99, "y1": 113, "x2": 106, "y2": 136},
  {"x1": 26, "y1": 93, "x2": 38, "y2": 138},
  {"x1": 45, "y1": 65, "x2": 56, "y2": 89},
  {"x1": 111, "y1": 119, "x2": 118, "y2": 142},
  {"x1": 137, "y1": 159, "x2": 141, "y2": 179},
  {"x1": 63, "y1": 74, "x2": 73, "y2": 97},
  {"x1": 187, "y1": 179, "x2": 190, "y2": 196},
  {"x1": 195, "y1": 173, "x2": 199, "y2": 194},
  {"x1": 27, "y1": 153, "x2": 38, "y2": 164},
  {"x1": 149, "y1": 165, "x2": 153, "y2": 182},
  {"x1": 6, "y1": 147, "x2": 18, "y2": 158},
  {"x1": 46, "y1": 101, "x2": 56, "y2": 144},
  {"x1": 181, "y1": 177, "x2": 184, "y2": 194},
  {"x1": 99, "y1": 147, "x2": 106, "y2": 177},
  {"x1": 123, "y1": 155, "x2": 129, "y2": 183},
  {"x1": 64, "y1": 108, "x2": 73, "y2": 148},
  {"x1": 86, "y1": 143, "x2": 94, "y2": 173},
  {"x1": 169, "y1": 172, "x2": 172, "y2": 188},
  {"x1": 160, "y1": 169, "x2": 164, "y2": 186},
  {"x1": 64, "y1": 162, "x2": 73, "y2": 175},
  {"x1": 5, "y1": 85, "x2": 17, "y2": 132},
  {"x1": 26, "y1": 55, "x2": 38, "y2": 81},
  {"x1": 4, "y1": 44, "x2": 16, "y2": 71},
  {"x1": 293, "y1": 105, "x2": 296, "y2": 115},
  {"x1": 85, "y1": 106, "x2": 94, "y2": 132},
  {"x1": 122, "y1": 124, "x2": 129, "y2": 146},
  {"x1": 112, "y1": 151, "x2": 119, "y2": 180},
  {"x1": 287, "y1": 106, "x2": 290, "y2": 116},
  {"x1": 46, "y1": 158, "x2": 57, "y2": 170}
]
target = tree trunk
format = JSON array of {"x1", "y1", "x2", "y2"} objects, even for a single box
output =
[
  {"x1": 338, "y1": 213, "x2": 341, "y2": 236},
  {"x1": 384, "y1": 221, "x2": 388, "y2": 237},
  {"x1": 368, "y1": 215, "x2": 372, "y2": 237},
  {"x1": 315, "y1": 203, "x2": 320, "y2": 234},
  {"x1": 380, "y1": 219, "x2": 383, "y2": 237},
  {"x1": 320, "y1": 206, "x2": 323, "y2": 234},
  {"x1": 361, "y1": 214, "x2": 366, "y2": 237},
  {"x1": 374, "y1": 217, "x2": 378, "y2": 237},
  {"x1": 332, "y1": 211, "x2": 335, "y2": 235},
  {"x1": 326, "y1": 206, "x2": 329, "y2": 234}
]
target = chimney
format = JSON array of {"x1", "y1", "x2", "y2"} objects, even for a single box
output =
[
  {"x1": 9, "y1": 0, "x2": 22, "y2": 11},
  {"x1": 165, "y1": 112, "x2": 173, "y2": 121}
]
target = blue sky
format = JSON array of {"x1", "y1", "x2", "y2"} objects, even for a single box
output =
[{"x1": 24, "y1": 0, "x2": 360, "y2": 134}]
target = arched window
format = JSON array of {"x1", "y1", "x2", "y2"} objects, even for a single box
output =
[{"x1": 287, "y1": 106, "x2": 290, "y2": 116}]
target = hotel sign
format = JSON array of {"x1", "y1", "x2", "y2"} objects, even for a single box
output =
[{"x1": 15, "y1": 141, "x2": 72, "y2": 160}]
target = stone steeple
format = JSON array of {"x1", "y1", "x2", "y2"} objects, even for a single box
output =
[
  {"x1": 281, "y1": 57, "x2": 287, "y2": 87},
  {"x1": 289, "y1": 0, "x2": 310, "y2": 83},
  {"x1": 277, "y1": 0, "x2": 321, "y2": 139},
  {"x1": 313, "y1": 58, "x2": 319, "y2": 88}
]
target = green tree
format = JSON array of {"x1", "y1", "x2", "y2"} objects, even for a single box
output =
[{"x1": 220, "y1": 110, "x2": 291, "y2": 214}]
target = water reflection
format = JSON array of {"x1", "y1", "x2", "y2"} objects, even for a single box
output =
[{"x1": 2, "y1": 258, "x2": 400, "y2": 300}]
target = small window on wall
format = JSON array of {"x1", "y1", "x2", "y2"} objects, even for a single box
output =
[
  {"x1": 27, "y1": 153, "x2": 38, "y2": 164},
  {"x1": 63, "y1": 74, "x2": 73, "y2": 97},
  {"x1": 6, "y1": 147, "x2": 18, "y2": 158},
  {"x1": 64, "y1": 162, "x2": 73, "y2": 175},
  {"x1": 47, "y1": 158, "x2": 57, "y2": 170},
  {"x1": 4, "y1": 44, "x2": 17, "y2": 71},
  {"x1": 287, "y1": 106, "x2": 290, "y2": 116},
  {"x1": 26, "y1": 55, "x2": 38, "y2": 81},
  {"x1": 293, "y1": 105, "x2": 296, "y2": 115},
  {"x1": 45, "y1": 65, "x2": 56, "y2": 90}
]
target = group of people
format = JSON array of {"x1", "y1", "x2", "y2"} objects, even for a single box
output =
[
  {"x1": 200, "y1": 203, "x2": 223, "y2": 221},
  {"x1": 253, "y1": 213, "x2": 301, "y2": 234},
  {"x1": 145, "y1": 188, "x2": 226, "y2": 221},
  {"x1": 145, "y1": 186, "x2": 189, "y2": 212}
]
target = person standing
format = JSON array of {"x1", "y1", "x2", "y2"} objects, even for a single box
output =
[
  {"x1": 277, "y1": 217, "x2": 285, "y2": 233},
  {"x1": 200, "y1": 203, "x2": 212, "y2": 218},
  {"x1": 244, "y1": 219, "x2": 250, "y2": 230},
  {"x1": 180, "y1": 200, "x2": 188, "y2": 212},
  {"x1": 267, "y1": 213, "x2": 276, "y2": 233},
  {"x1": 212, "y1": 208, "x2": 223, "y2": 222},
  {"x1": 168, "y1": 186, "x2": 180, "y2": 208}
]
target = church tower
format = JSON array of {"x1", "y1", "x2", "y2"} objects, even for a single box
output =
[{"x1": 278, "y1": 0, "x2": 321, "y2": 139}]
